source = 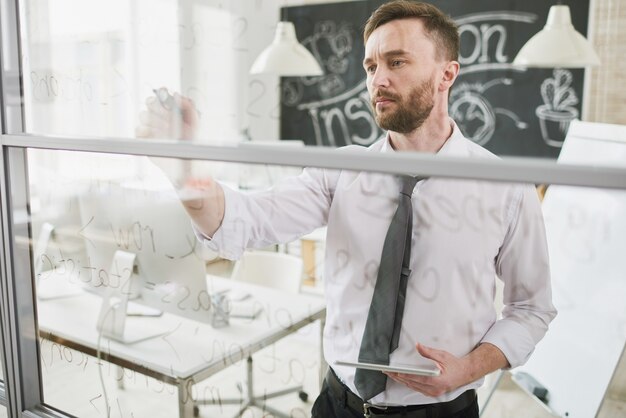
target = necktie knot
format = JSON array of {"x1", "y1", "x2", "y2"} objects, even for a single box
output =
[{"x1": 400, "y1": 175, "x2": 420, "y2": 197}]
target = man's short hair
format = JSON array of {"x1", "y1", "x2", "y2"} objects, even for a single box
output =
[{"x1": 363, "y1": 1, "x2": 459, "y2": 62}]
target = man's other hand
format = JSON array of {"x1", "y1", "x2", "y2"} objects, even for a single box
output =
[{"x1": 384, "y1": 343, "x2": 471, "y2": 397}]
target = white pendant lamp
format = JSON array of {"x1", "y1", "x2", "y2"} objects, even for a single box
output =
[
  {"x1": 513, "y1": 4, "x2": 600, "y2": 68},
  {"x1": 250, "y1": 21, "x2": 324, "y2": 76}
]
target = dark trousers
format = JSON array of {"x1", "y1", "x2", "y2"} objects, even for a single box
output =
[{"x1": 312, "y1": 372, "x2": 479, "y2": 418}]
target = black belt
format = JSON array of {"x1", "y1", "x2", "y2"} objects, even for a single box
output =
[{"x1": 326, "y1": 368, "x2": 476, "y2": 417}]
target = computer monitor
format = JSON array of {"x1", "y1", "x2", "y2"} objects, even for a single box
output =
[
  {"x1": 77, "y1": 180, "x2": 225, "y2": 343},
  {"x1": 33, "y1": 221, "x2": 84, "y2": 299},
  {"x1": 31, "y1": 191, "x2": 91, "y2": 300}
]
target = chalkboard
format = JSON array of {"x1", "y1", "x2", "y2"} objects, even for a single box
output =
[{"x1": 280, "y1": 0, "x2": 590, "y2": 159}]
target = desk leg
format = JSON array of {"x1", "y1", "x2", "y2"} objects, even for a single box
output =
[
  {"x1": 178, "y1": 379, "x2": 195, "y2": 418},
  {"x1": 319, "y1": 317, "x2": 327, "y2": 389}
]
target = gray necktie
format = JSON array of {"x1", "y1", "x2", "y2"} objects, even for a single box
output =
[{"x1": 354, "y1": 175, "x2": 419, "y2": 401}]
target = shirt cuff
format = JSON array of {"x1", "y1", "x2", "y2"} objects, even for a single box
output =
[
  {"x1": 190, "y1": 183, "x2": 245, "y2": 260},
  {"x1": 480, "y1": 319, "x2": 536, "y2": 369}
]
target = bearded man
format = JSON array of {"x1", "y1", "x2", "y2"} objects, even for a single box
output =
[{"x1": 138, "y1": 2, "x2": 556, "y2": 417}]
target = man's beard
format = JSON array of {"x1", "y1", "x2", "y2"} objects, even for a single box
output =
[{"x1": 371, "y1": 79, "x2": 435, "y2": 134}]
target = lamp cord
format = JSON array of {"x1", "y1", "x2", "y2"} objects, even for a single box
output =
[{"x1": 280, "y1": 0, "x2": 287, "y2": 22}]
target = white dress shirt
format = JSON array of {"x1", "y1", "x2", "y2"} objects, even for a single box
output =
[{"x1": 197, "y1": 120, "x2": 557, "y2": 405}]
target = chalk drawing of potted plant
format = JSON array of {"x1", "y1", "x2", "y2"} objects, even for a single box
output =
[{"x1": 536, "y1": 69, "x2": 579, "y2": 147}]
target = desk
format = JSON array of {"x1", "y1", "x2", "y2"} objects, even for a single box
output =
[{"x1": 37, "y1": 276, "x2": 326, "y2": 418}]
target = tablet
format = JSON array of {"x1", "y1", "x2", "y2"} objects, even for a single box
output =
[{"x1": 334, "y1": 360, "x2": 441, "y2": 376}]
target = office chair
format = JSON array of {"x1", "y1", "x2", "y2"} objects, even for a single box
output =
[{"x1": 194, "y1": 250, "x2": 307, "y2": 418}]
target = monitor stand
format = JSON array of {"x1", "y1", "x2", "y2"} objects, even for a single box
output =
[
  {"x1": 96, "y1": 250, "x2": 165, "y2": 344},
  {"x1": 34, "y1": 222, "x2": 82, "y2": 300}
]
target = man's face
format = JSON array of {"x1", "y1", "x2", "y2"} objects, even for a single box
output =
[
  {"x1": 370, "y1": 76, "x2": 435, "y2": 134},
  {"x1": 363, "y1": 18, "x2": 440, "y2": 133}
]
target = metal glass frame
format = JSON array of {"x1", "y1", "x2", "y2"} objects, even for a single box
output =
[{"x1": 0, "y1": 0, "x2": 625, "y2": 416}]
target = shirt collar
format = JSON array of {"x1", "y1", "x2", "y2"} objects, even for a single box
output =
[{"x1": 379, "y1": 118, "x2": 468, "y2": 156}]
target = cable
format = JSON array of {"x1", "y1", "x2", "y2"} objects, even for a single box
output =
[{"x1": 96, "y1": 301, "x2": 119, "y2": 418}]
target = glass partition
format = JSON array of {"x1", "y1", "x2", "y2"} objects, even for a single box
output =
[
  {"x1": 23, "y1": 140, "x2": 626, "y2": 418},
  {"x1": 21, "y1": 0, "x2": 272, "y2": 143},
  {"x1": 5, "y1": 0, "x2": 625, "y2": 417},
  {"x1": 29, "y1": 149, "x2": 323, "y2": 417}
]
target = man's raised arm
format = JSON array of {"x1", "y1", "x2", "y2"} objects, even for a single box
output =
[{"x1": 136, "y1": 87, "x2": 225, "y2": 238}]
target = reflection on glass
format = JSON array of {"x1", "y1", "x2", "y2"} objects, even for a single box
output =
[{"x1": 30, "y1": 150, "x2": 322, "y2": 417}]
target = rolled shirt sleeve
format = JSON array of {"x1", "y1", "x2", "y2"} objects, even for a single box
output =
[{"x1": 482, "y1": 185, "x2": 558, "y2": 368}]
